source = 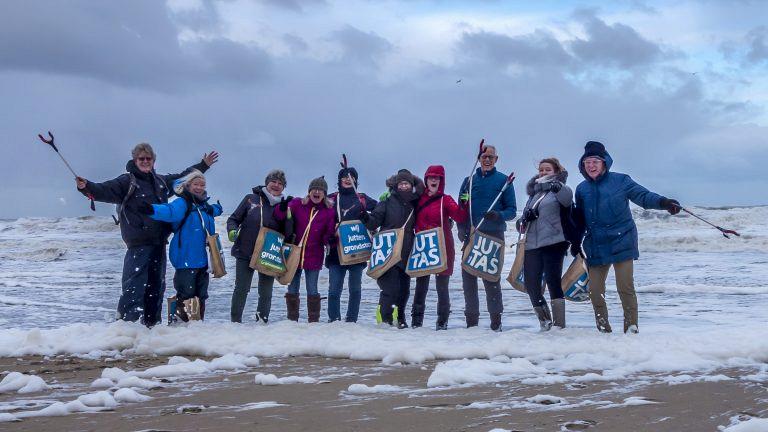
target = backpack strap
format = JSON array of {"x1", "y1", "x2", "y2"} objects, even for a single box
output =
[{"x1": 115, "y1": 173, "x2": 138, "y2": 225}]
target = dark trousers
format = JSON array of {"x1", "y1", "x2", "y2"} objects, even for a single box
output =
[
  {"x1": 376, "y1": 266, "x2": 411, "y2": 323},
  {"x1": 413, "y1": 274, "x2": 450, "y2": 319},
  {"x1": 173, "y1": 268, "x2": 210, "y2": 302},
  {"x1": 119, "y1": 245, "x2": 167, "y2": 327},
  {"x1": 231, "y1": 257, "x2": 275, "y2": 323},
  {"x1": 461, "y1": 269, "x2": 503, "y2": 318},
  {"x1": 523, "y1": 241, "x2": 567, "y2": 308}
]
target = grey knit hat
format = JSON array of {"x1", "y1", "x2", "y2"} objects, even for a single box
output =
[
  {"x1": 308, "y1": 176, "x2": 328, "y2": 194},
  {"x1": 265, "y1": 169, "x2": 286, "y2": 186}
]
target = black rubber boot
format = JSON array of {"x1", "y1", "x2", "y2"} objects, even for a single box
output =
[
  {"x1": 490, "y1": 313, "x2": 502, "y2": 332},
  {"x1": 411, "y1": 303, "x2": 425, "y2": 328}
]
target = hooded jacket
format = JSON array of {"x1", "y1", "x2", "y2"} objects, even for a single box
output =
[
  {"x1": 522, "y1": 171, "x2": 573, "y2": 250},
  {"x1": 80, "y1": 159, "x2": 209, "y2": 248},
  {"x1": 227, "y1": 187, "x2": 286, "y2": 260},
  {"x1": 325, "y1": 187, "x2": 378, "y2": 267},
  {"x1": 150, "y1": 192, "x2": 223, "y2": 269},
  {"x1": 366, "y1": 170, "x2": 422, "y2": 269},
  {"x1": 273, "y1": 197, "x2": 336, "y2": 271},
  {"x1": 414, "y1": 165, "x2": 468, "y2": 275},
  {"x1": 575, "y1": 147, "x2": 665, "y2": 266},
  {"x1": 458, "y1": 167, "x2": 517, "y2": 236}
]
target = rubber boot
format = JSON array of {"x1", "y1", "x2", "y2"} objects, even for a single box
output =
[
  {"x1": 397, "y1": 311, "x2": 409, "y2": 329},
  {"x1": 490, "y1": 313, "x2": 502, "y2": 332},
  {"x1": 410, "y1": 303, "x2": 425, "y2": 328},
  {"x1": 199, "y1": 300, "x2": 206, "y2": 321},
  {"x1": 307, "y1": 295, "x2": 321, "y2": 323},
  {"x1": 254, "y1": 311, "x2": 268, "y2": 325},
  {"x1": 435, "y1": 311, "x2": 449, "y2": 331},
  {"x1": 533, "y1": 306, "x2": 553, "y2": 331},
  {"x1": 465, "y1": 313, "x2": 479, "y2": 328},
  {"x1": 551, "y1": 298, "x2": 565, "y2": 329},
  {"x1": 175, "y1": 299, "x2": 189, "y2": 323},
  {"x1": 285, "y1": 293, "x2": 300, "y2": 322}
]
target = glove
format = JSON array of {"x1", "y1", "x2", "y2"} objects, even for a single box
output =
[
  {"x1": 570, "y1": 242, "x2": 581, "y2": 257},
  {"x1": 484, "y1": 210, "x2": 501, "y2": 221},
  {"x1": 458, "y1": 226, "x2": 469, "y2": 243},
  {"x1": 137, "y1": 202, "x2": 154, "y2": 215},
  {"x1": 278, "y1": 196, "x2": 292, "y2": 212},
  {"x1": 378, "y1": 191, "x2": 391, "y2": 201},
  {"x1": 201, "y1": 202, "x2": 215, "y2": 215},
  {"x1": 228, "y1": 230, "x2": 238, "y2": 242},
  {"x1": 459, "y1": 192, "x2": 470, "y2": 204},
  {"x1": 660, "y1": 198, "x2": 681, "y2": 215},
  {"x1": 522, "y1": 207, "x2": 538, "y2": 223},
  {"x1": 549, "y1": 182, "x2": 563, "y2": 193}
]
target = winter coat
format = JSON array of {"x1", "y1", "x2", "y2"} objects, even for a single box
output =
[
  {"x1": 458, "y1": 167, "x2": 517, "y2": 236},
  {"x1": 227, "y1": 187, "x2": 286, "y2": 260},
  {"x1": 80, "y1": 159, "x2": 209, "y2": 248},
  {"x1": 366, "y1": 188, "x2": 420, "y2": 269},
  {"x1": 150, "y1": 193, "x2": 223, "y2": 269},
  {"x1": 273, "y1": 197, "x2": 336, "y2": 271},
  {"x1": 522, "y1": 171, "x2": 573, "y2": 250},
  {"x1": 325, "y1": 188, "x2": 378, "y2": 267},
  {"x1": 415, "y1": 165, "x2": 468, "y2": 275},
  {"x1": 575, "y1": 151, "x2": 665, "y2": 266}
]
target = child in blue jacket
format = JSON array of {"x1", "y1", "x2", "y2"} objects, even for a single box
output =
[{"x1": 139, "y1": 170, "x2": 223, "y2": 321}]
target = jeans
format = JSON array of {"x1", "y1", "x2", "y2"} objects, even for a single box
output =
[
  {"x1": 231, "y1": 257, "x2": 275, "y2": 323},
  {"x1": 327, "y1": 263, "x2": 365, "y2": 322},
  {"x1": 523, "y1": 241, "x2": 567, "y2": 308},
  {"x1": 120, "y1": 245, "x2": 167, "y2": 327},
  {"x1": 287, "y1": 268, "x2": 320, "y2": 296}
]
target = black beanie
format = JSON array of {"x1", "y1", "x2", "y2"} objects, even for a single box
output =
[
  {"x1": 583, "y1": 141, "x2": 608, "y2": 160},
  {"x1": 338, "y1": 167, "x2": 359, "y2": 188}
]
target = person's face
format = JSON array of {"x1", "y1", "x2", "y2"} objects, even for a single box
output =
[
  {"x1": 187, "y1": 177, "x2": 206, "y2": 196},
  {"x1": 397, "y1": 181, "x2": 412, "y2": 192},
  {"x1": 426, "y1": 176, "x2": 440, "y2": 193},
  {"x1": 341, "y1": 176, "x2": 354, "y2": 188},
  {"x1": 309, "y1": 189, "x2": 325, "y2": 203},
  {"x1": 267, "y1": 180, "x2": 284, "y2": 196},
  {"x1": 538, "y1": 163, "x2": 555, "y2": 178},
  {"x1": 134, "y1": 151, "x2": 155, "y2": 173},
  {"x1": 479, "y1": 148, "x2": 497, "y2": 172},
  {"x1": 583, "y1": 157, "x2": 605, "y2": 180}
]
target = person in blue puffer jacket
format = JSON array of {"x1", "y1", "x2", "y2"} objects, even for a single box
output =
[
  {"x1": 457, "y1": 145, "x2": 517, "y2": 331},
  {"x1": 574, "y1": 141, "x2": 680, "y2": 334},
  {"x1": 138, "y1": 170, "x2": 223, "y2": 321}
]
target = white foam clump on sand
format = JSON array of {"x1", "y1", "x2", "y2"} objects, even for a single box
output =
[
  {"x1": 0, "y1": 372, "x2": 49, "y2": 394},
  {"x1": 254, "y1": 373, "x2": 317, "y2": 385},
  {"x1": 114, "y1": 388, "x2": 152, "y2": 403},
  {"x1": 598, "y1": 396, "x2": 659, "y2": 409},
  {"x1": 235, "y1": 401, "x2": 286, "y2": 411},
  {"x1": 526, "y1": 394, "x2": 566, "y2": 405},
  {"x1": 346, "y1": 384, "x2": 404, "y2": 394},
  {"x1": 100, "y1": 353, "x2": 259, "y2": 383},
  {"x1": 1, "y1": 320, "x2": 767, "y2": 381},
  {"x1": 719, "y1": 417, "x2": 768, "y2": 432},
  {"x1": 428, "y1": 358, "x2": 545, "y2": 387},
  {"x1": 77, "y1": 391, "x2": 118, "y2": 408}
]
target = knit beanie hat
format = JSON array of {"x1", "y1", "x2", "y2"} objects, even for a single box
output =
[
  {"x1": 308, "y1": 176, "x2": 328, "y2": 194},
  {"x1": 394, "y1": 169, "x2": 415, "y2": 187},
  {"x1": 264, "y1": 169, "x2": 287, "y2": 186},
  {"x1": 582, "y1": 141, "x2": 608, "y2": 161},
  {"x1": 173, "y1": 169, "x2": 205, "y2": 196},
  {"x1": 338, "y1": 167, "x2": 359, "y2": 188}
]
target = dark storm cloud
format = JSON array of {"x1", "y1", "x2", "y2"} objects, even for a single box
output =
[
  {"x1": 330, "y1": 25, "x2": 393, "y2": 67},
  {"x1": 569, "y1": 9, "x2": 664, "y2": 68},
  {"x1": 745, "y1": 26, "x2": 768, "y2": 65},
  {"x1": 0, "y1": 0, "x2": 271, "y2": 92},
  {"x1": 456, "y1": 29, "x2": 573, "y2": 69},
  {"x1": 261, "y1": 0, "x2": 327, "y2": 12}
]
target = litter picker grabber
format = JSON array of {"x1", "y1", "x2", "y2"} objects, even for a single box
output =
[
  {"x1": 340, "y1": 153, "x2": 367, "y2": 208},
  {"x1": 37, "y1": 131, "x2": 95, "y2": 211},
  {"x1": 472, "y1": 171, "x2": 515, "y2": 233},
  {"x1": 466, "y1": 139, "x2": 486, "y2": 225},
  {"x1": 680, "y1": 206, "x2": 740, "y2": 239}
]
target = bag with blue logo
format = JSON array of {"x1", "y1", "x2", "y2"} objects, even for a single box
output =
[
  {"x1": 406, "y1": 197, "x2": 448, "y2": 278},
  {"x1": 367, "y1": 210, "x2": 413, "y2": 279}
]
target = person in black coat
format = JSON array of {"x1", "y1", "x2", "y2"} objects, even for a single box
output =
[
  {"x1": 363, "y1": 169, "x2": 424, "y2": 328},
  {"x1": 75, "y1": 143, "x2": 218, "y2": 327}
]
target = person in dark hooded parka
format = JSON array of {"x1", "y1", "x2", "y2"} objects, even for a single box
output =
[
  {"x1": 75, "y1": 143, "x2": 217, "y2": 327},
  {"x1": 575, "y1": 141, "x2": 680, "y2": 334}
]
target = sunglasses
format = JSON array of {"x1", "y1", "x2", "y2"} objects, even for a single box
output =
[
  {"x1": 479, "y1": 155, "x2": 496, "y2": 160},
  {"x1": 137, "y1": 157, "x2": 154, "y2": 162}
]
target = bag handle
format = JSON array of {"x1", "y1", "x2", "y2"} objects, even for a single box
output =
[
  {"x1": 400, "y1": 209, "x2": 414, "y2": 230},
  {"x1": 195, "y1": 207, "x2": 212, "y2": 238},
  {"x1": 440, "y1": 197, "x2": 444, "y2": 229},
  {"x1": 298, "y1": 207, "x2": 318, "y2": 248}
]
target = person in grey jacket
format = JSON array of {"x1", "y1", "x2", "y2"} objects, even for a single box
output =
[{"x1": 518, "y1": 158, "x2": 573, "y2": 331}]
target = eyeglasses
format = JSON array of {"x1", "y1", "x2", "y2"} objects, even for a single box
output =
[
  {"x1": 137, "y1": 157, "x2": 153, "y2": 162},
  {"x1": 479, "y1": 155, "x2": 496, "y2": 160}
]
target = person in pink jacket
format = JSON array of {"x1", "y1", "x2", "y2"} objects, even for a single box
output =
[
  {"x1": 411, "y1": 165, "x2": 468, "y2": 330},
  {"x1": 274, "y1": 176, "x2": 335, "y2": 322}
]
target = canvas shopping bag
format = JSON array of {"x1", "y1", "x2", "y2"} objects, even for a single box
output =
[
  {"x1": 367, "y1": 210, "x2": 413, "y2": 279},
  {"x1": 277, "y1": 208, "x2": 317, "y2": 286},
  {"x1": 561, "y1": 254, "x2": 590, "y2": 302},
  {"x1": 249, "y1": 201, "x2": 287, "y2": 277},
  {"x1": 461, "y1": 230, "x2": 505, "y2": 282},
  {"x1": 196, "y1": 209, "x2": 226, "y2": 278},
  {"x1": 406, "y1": 198, "x2": 449, "y2": 277}
]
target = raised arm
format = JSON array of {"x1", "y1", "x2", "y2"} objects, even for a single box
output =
[
  {"x1": 78, "y1": 174, "x2": 129, "y2": 204},
  {"x1": 150, "y1": 198, "x2": 188, "y2": 223}
]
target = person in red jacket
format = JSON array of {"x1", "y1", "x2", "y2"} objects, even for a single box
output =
[
  {"x1": 274, "y1": 176, "x2": 336, "y2": 322},
  {"x1": 411, "y1": 165, "x2": 468, "y2": 330}
]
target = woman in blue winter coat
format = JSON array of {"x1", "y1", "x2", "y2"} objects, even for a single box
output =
[
  {"x1": 139, "y1": 170, "x2": 223, "y2": 321},
  {"x1": 575, "y1": 141, "x2": 680, "y2": 334}
]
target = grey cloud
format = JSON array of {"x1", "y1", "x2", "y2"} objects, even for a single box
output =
[
  {"x1": 0, "y1": 0, "x2": 271, "y2": 92},
  {"x1": 745, "y1": 26, "x2": 768, "y2": 64},
  {"x1": 570, "y1": 9, "x2": 664, "y2": 68},
  {"x1": 261, "y1": 0, "x2": 326, "y2": 12},
  {"x1": 283, "y1": 34, "x2": 309, "y2": 53},
  {"x1": 456, "y1": 29, "x2": 573, "y2": 68},
  {"x1": 331, "y1": 25, "x2": 393, "y2": 67}
]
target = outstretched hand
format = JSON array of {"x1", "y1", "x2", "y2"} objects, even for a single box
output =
[
  {"x1": 203, "y1": 151, "x2": 219, "y2": 167},
  {"x1": 660, "y1": 198, "x2": 681, "y2": 215},
  {"x1": 76, "y1": 176, "x2": 87, "y2": 190}
]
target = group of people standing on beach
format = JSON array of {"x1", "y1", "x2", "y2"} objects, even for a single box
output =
[{"x1": 74, "y1": 140, "x2": 680, "y2": 334}]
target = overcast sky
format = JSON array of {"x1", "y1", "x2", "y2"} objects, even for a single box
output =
[{"x1": 2, "y1": 0, "x2": 767, "y2": 218}]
